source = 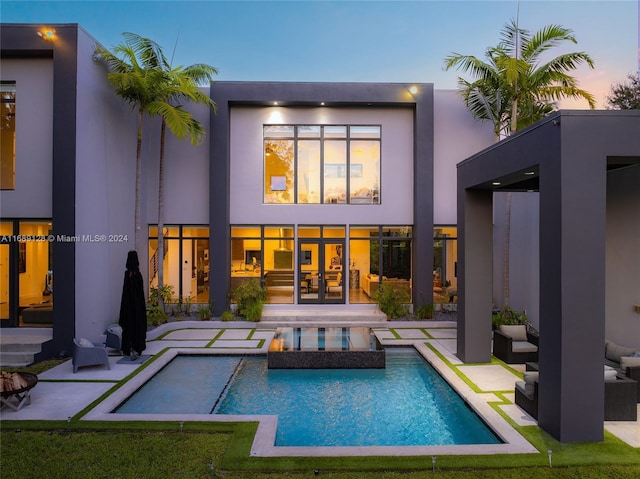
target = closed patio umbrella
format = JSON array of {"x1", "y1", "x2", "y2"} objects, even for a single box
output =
[{"x1": 118, "y1": 251, "x2": 147, "y2": 359}]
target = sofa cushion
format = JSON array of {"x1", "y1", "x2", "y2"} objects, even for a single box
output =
[
  {"x1": 604, "y1": 369, "x2": 618, "y2": 381},
  {"x1": 515, "y1": 380, "x2": 535, "y2": 398},
  {"x1": 523, "y1": 371, "x2": 539, "y2": 384},
  {"x1": 621, "y1": 356, "x2": 640, "y2": 372},
  {"x1": 499, "y1": 325, "x2": 528, "y2": 341},
  {"x1": 605, "y1": 341, "x2": 637, "y2": 363},
  {"x1": 512, "y1": 341, "x2": 538, "y2": 353},
  {"x1": 77, "y1": 338, "x2": 94, "y2": 348}
]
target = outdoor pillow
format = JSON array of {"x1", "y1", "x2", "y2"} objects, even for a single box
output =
[
  {"x1": 604, "y1": 369, "x2": 617, "y2": 381},
  {"x1": 605, "y1": 341, "x2": 636, "y2": 363},
  {"x1": 77, "y1": 338, "x2": 94, "y2": 348},
  {"x1": 620, "y1": 356, "x2": 640, "y2": 371},
  {"x1": 107, "y1": 324, "x2": 123, "y2": 335},
  {"x1": 523, "y1": 372, "x2": 539, "y2": 384},
  {"x1": 499, "y1": 325, "x2": 528, "y2": 341}
]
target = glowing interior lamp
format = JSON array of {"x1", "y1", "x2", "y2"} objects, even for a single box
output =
[{"x1": 37, "y1": 29, "x2": 56, "y2": 41}]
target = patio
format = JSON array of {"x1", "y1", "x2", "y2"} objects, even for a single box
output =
[{"x1": 1, "y1": 320, "x2": 637, "y2": 451}]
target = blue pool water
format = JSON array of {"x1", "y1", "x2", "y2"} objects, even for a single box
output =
[{"x1": 116, "y1": 349, "x2": 500, "y2": 447}]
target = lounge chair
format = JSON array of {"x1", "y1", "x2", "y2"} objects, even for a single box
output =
[
  {"x1": 493, "y1": 324, "x2": 538, "y2": 364},
  {"x1": 104, "y1": 324, "x2": 123, "y2": 354},
  {"x1": 72, "y1": 338, "x2": 111, "y2": 373}
]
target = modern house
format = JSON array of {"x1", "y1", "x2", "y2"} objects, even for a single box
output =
[
  {"x1": 2, "y1": 24, "x2": 638, "y2": 444},
  {"x1": 0, "y1": 23, "x2": 492, "y2": 350}
]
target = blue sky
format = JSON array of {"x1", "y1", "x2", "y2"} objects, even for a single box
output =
[{"x1": 3, "y1": 1, "x2": 638, "y2": 108}]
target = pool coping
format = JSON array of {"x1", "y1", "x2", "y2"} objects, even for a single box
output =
[{"x1": 82, "y1": 336, "x2": 539, "y2": 457}]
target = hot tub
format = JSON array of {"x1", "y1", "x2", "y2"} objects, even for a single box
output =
[{"x1": 267, "y1": 327, "x2": 384, "y2": 369}]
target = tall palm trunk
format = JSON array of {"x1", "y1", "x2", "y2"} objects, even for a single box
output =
[
  {"x1": 134, "y1": 107, "x2": 144, "y2": 254},
  {"x1": 157, "y1": 120, "x2": 167, "y2": 311}
]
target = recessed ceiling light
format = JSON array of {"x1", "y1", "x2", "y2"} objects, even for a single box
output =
[
  {"x1": 524, "y1": 171, "x2": 535, "y2": 176},
  {"x1": 492, "y1": 182, "x2": 501, "y2": 186},
  {"x1": 320, "y1": 102, "x2": 325, "y2": 106},
  {"x1": 273, "y1": 101, "x2": 279, "y2": 106}
]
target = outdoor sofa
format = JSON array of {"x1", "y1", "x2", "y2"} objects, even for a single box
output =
[
  {"x1": 493, "y1": 324, "x2": 539, "y2": 364},
  {"x1": 515, "y1": 370, "x2": 638, "y2": 421},
  {"x1": 604, "y1": 339, "x2": 640, "y2": 402}
]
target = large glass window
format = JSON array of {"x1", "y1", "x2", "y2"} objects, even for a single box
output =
[
  {"x1": 264, "y1": 125, "x2": 380, "y2": 205},
  {"x1": 433, "y1": 227, "x2": 458, "y2": 304},
  {"x1": 231, "y1": 225, "x2": 295, "y2": 304},
  {"x1": 1, "y1": 82, "x2": 16, "y2": 190},
  {"x1": 148, "y1": 225, "x2": 209, "y2": 304},
  {"x1": 349, "y1": 226, "x2": 412, "y2": 304}
]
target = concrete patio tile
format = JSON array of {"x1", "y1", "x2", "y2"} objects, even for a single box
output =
[
  {"x1": 393, "y1": 329, "x2": 428, "y2": 339},
  {"x1": 457, "y1": 364, "x2": 521, "y2": 392},
  {"x1": 251, "y1": 330, "x2": 276, "y2": 340},
  {"x1": 212, "y1": 339, "x2": 261, "y2": 348},
  {"x1": 373, "y1": 330, "x2": 396, "y2": 340},
  {"x1": 426, "y1": 328, "x2": 457, "y2": 339},
  {"x1": 218, "y1": 329, "x2": 253, "y2": 340},
  {"x1": 39, "y1": 357, "x2": 140, "y2": 381},
  {"x1": 145, "y1": 340, "x2": 210, "y2": 354},
  {"x1": 501, "y1": 404, "x2": 537, "y2": 427},
  {"x1": 163, "y1": 329, "x2": 221, "y2": 340},
  {"x1": 0, "y1": 381, "x2": 115, "y2": 420},
  {"x1": 428, "y1": 340, "x2": 463, "y2": 365},
  {"x1": 605, "y1": 406, "x2": 640, "y2": 448}
]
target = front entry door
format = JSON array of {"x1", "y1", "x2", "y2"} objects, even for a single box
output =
[{"x1": 298, "y1": 240, "x2": 345, "y2": 304}]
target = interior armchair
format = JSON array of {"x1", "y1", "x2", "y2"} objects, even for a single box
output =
[
  {"x1": 493, "y1": 324, "x2": 539, "y2": 364},
  {"x1": 326, "y1": 272, "x2": 342, "y2": 296}
]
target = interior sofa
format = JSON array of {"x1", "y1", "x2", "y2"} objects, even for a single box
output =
[
  {"x1": 516, "y1": 369, "x2": 638, "y2": 421},
  {"x1": 605, "y1": 339, "x2": 640, "y2": 402},
  {"x1": 493, "y1": 324, "x2": 539, "y2": 364},
  {"x1": 21, "y1": 305, "x2": 53, "y2": 324},
  {"x1": 361, "y1": 274, "x2": 410, "y2": 298}
]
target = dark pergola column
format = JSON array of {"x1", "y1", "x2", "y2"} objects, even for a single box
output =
[
  {"x1": 457, "y1": 188, "x2": 493, "y2": 363},
  {"x1": 537, "y1": 124, "x2": 606, "y2": 442}
]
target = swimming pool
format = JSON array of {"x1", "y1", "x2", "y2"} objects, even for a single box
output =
[{"x1": 116, "y1": 348, "x2": 500, "y2": 447}]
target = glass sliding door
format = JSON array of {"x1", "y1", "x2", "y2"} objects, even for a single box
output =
[
  {"x1": 298, "y1": 239, "x2": 345, "y2": 304},
  {"x1": 298, "y1": 241, "x2": 320, "y2": 302}
]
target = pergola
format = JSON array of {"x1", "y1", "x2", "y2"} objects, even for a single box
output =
[{"x1": 456, "y1": 110, "x2": 640, "y2": 442}]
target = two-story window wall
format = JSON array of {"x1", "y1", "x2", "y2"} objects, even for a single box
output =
[
  {"x1": 1, "y1": 82, "x2": 16, "y2": 190},
  {"x1": 264, "y1": 125, "x2": 380, "y2": 205}
]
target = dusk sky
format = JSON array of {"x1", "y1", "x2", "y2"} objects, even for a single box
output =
[{"x1": 3, "y1": 1, "x2": 638, "y2": 108}]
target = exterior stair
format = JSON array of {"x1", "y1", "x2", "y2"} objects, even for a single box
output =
[
  {"x1": 260, "y1": 307, "x2": 387, "y2": 324},
  {"x1": 0, "y1": 329, "x2": 52, "y2": 368}
]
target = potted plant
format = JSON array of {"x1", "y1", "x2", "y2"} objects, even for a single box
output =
[{"x1": 230, "y1": 278, "x2": 266, "y2": 322}]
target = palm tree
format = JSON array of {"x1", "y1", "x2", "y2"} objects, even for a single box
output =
[
  {"x1": 97, "y1": 34, "x2": 217, "y2": 312},
  {"x1": 152, "y1": 63, "x2": 218, "y2": 311},
  {"x1": 95, "y1": 32, "x2": 169, "y2": 254},
  {"x1": 444, "y1": 20, "x2": 595, "y2": 141},
  {"x1": 444, "y1": 19, "x2": 595, "y2": 306}
]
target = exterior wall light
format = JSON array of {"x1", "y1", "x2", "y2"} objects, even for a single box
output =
[
  {"x1": 409, "y1": 86, "x2": 418, "y2": 95},
  {"x1": 37, "y1": 29, "x2": 56, "y2": 41}
]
